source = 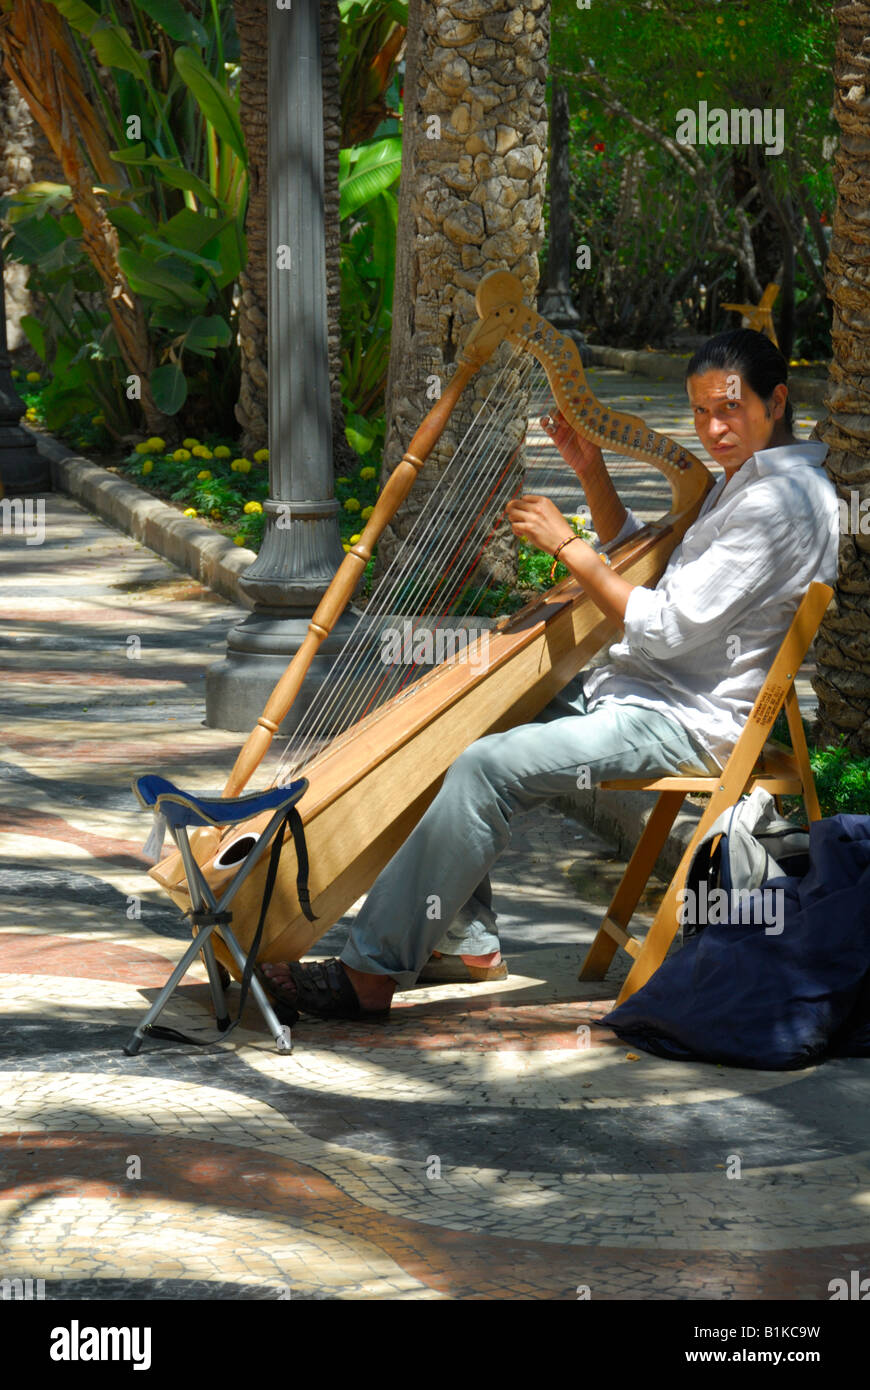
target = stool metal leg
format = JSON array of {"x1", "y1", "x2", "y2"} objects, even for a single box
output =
[
  {"x1": 198, "y1": 932, "x2": 231, "y2": 1032},
  {"x1": 126, "y1": 816, "x2": 294, "y2": 1055},
  {"x1": 123, "y1": 923, "x2": 223, "y2": 1055},
  {"x1": 218, "y1": 924, "x2": 293, "y2": 1054}
]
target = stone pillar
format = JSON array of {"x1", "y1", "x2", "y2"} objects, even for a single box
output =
[{"x1": 206, "y1": 0, "x2": 353, "y2": 735}]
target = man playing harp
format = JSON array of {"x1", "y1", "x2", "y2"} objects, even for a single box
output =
[{"x1": 259, "y1": 330, "x2": 839, "y2": 1023}]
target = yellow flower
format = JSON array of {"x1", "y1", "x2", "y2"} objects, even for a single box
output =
[
  {"x1": 343, "y1": 497, "x2": 361, "y2": 512},
  {"x1": 10, "y1": 368, "x2": 19, "y2": 378},
  {"x1": 183, "y1": 507, "x2": 198, "y2": 517},
  {"x1": 233, "y1": 534, "x2": 246, "y2": 546},
  {"x1": 91, "y1": 415, "x2": 104, "y2": 426},
  {"x1": 142, "y1": 459, "x2": 154, "y2": 474},
  {"x1": 196, "y1": 470, "x2": 212, "y2": 481},
  {"x1": 173, "y1": 448, "x2": 191, "y2": 461},
  {"x1": 349, "y1": 533, "x2": 361, "y2": 544},
  {"x1": 361, "y1": 505, "x2": 374, "y2": 520},
  {"x1": 135, "y1": 441, "x2": 152, "y2": 453},
  {"x1": 192, "y1": 445, "x2": 212, "y2": 458},
  {"x1": 26, "y1": 371, "x2": 41, "y2": 383},
  {"x1": 213, "y1": 445, "x2": 231, "y2": 459},
  {"x1": 360, "y1": 466, "x2": 377, "y2": 481},
  {"x1": 243, "y1": 500, "x2": 263, "y2": 515},
  {"x1": 182, "y1": 437, "x2": 200, "y2": 449},
  {"x1": 342, "y1": 543, "x2": 351, "y2": 552},
  {"x1": 25, "y1": 407, "x2": 37, "y2": 420},
  {"x1": 254, "y1": 448, "x2": 269, "y2": 463},
  {"x1": 335, "y1": 476, "x2": 350, "y2": 484},
  {"x1": 210, "y1": 509, "x2": 222, "y2": 519},
  {"x1": 145, "y1": 436, "x2": 165, "y2": 452},
  {"x1": 231, "y1": 458, "x2": 252, "y2": 473}
]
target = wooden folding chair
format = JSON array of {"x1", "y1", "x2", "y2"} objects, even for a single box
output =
[{"x1": 579, "y1": 581, "x2": 833, "y2": 1005}]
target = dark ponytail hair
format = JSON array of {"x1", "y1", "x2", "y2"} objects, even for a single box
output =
[{"x1": 685, "y1": 328, "x2": 794, "y2": 432}]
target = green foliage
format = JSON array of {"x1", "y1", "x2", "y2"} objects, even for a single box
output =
[
  {"x1": 550, "y1": 0, "x2": 837, "y2": 350},
  {"x1": 339, "y1": 136, "x2": 401, "y2": 431},
  {"x1": 770, "y1": 710, "x2": 870, "y2": 818},
  {"x1": 810, "y1": 741, "x2": 870, "y2": 818},
  {"x1": 0, "y1": 0, "x2": 244, "y2": 438}
]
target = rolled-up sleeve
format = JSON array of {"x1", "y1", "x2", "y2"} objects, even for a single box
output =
[
  {"x1": 594, "y1": 506, "x2": 643, "y2": 554},
  {"x1": 622, "y1": 492, "x2": 797, "y2": 661}
]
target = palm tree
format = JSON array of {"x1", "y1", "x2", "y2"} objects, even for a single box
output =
[
  {"x1": 0, "y1": 70, "x2": 35, "y2": 352},
  {"x1": 0, "y1": 0, "x2": 162, "y2": 432},
  {"x1": 379, "y1": 0, "x2": 551, "y2": 574},
  {"x1": 812, "y1": 0, "x2": 870, "y2": 757}
]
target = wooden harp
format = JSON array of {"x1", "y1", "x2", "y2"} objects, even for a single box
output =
[{"x1": 149, "y1": 270, "x2": 713, "y2": 974}]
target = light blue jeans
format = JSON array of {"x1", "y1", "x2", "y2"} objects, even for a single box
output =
[{"x1": 340, "y1": 672, "x2": 715, "y2": 989}]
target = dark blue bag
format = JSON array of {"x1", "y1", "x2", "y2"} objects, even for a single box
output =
[{"x1": 602, "y1": 814, "x2": 870, "y2": 1070}]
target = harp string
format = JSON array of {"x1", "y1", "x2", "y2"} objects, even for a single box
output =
[
  {"x1": 273, "y1": 351, "x2": 594, "y2": 784},
  {"x1": 282, "y1": 395, "x2": 527, "y2": 771},
  {"x1": 275, "y1": 346, "x2": 535, "y2": 777},
  {"x1": 274, "y1": 360, "x2": 578, "y2": 784}
]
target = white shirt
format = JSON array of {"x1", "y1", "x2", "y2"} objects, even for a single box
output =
[{"x1": 582, "y1": 442, "x2": 839, "y2": 769}]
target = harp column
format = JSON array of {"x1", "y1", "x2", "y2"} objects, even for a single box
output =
[{"x1": 206, "y1": 0, "x2": 354, "y2": 734}]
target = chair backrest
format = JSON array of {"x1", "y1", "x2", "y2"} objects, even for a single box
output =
[{"x1": 715, "y1": 581, "x2": 833, "y2": 798}]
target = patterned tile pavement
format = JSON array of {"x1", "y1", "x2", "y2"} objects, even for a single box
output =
[{"x1": 1, "y1": 376, "x2": 867, "y2": 1303}]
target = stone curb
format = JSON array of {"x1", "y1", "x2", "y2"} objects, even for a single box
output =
[
  {"x1": 583, "y1": 343, "x2": 829, "y2": 411},
  {"x1": 32, "y1": 427, "x2": 256, "y2": 610}
]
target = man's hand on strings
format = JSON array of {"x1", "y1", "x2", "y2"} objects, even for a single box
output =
[
  {"x1": 540, "y1": 410, "x2": 604, "y2": 478},
  {"x1": 506, "y1": 494, "x2": 577, "y2": 555}
]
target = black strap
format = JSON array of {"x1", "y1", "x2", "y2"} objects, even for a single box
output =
[
  {"x1": 144, "y1": 807, "x2": 316, "y2": 1048},
  {"x1": 289, "y1": 804, "x2": 317, "y2": 924}
]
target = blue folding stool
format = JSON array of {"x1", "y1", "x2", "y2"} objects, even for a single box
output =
[{"x1": 126, "y1": 774, "x2": 314, "y2": 1056}]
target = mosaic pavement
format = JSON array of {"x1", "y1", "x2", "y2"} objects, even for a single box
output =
[{"x1": 1, "y1": 375, "x2": 867, "y2": 1301}]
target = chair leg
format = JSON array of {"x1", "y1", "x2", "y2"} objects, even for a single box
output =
[
  {"x1": 616, "y1": 793, "x2": 733, "y2": 1003},
  {"x1": 579, "y1": 791, "x2": 685, "y2": 981},
  {"x1": 784, "y1": 685, "x2": 822, "y2": 822}
]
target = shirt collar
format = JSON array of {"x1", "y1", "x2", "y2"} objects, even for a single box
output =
[
  {"x1": 705, "y1": 441, "x2": 828, "y2": 510},
  {"x1": 753, "y1": 441, "x2": 828, "y2": 475}
]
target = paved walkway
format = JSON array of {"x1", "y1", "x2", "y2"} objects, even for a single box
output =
[{"x1": 2, "y1": 374, "x2": 866, "y2": 1302}]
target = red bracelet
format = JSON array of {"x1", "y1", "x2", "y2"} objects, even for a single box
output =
[{"x1": 550, "y1": 534, "x2": 581, "y2": 580}]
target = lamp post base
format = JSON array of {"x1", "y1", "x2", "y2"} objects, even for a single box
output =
[
  {"x1": 0, "y1": 427, "x2": 51, "y2": 494},
  {"x1": 205, "y1": 607, "x2": 360, "y2": 737}
]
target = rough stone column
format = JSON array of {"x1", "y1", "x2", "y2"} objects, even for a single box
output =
[
  {"x1": 812, "y1": 0, "x2": 870, "y2": 756},
  {"x1": 379, "y1": 0, "x2": 550, "y2": 583}
]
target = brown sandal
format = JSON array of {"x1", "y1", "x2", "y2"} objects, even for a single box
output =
[{"x1": 256, "y1": 958, "x2": 390, "y2": 1023}]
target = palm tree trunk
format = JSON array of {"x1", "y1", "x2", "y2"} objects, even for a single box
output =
[
  {"x1": 0, "y1": 0, "x2": 163, "y2": 433},
  {"x1": 233, "y1": 0, "x2": 269, "y2": 452},
  {"x1": 379, "y1": 0, "x2": 551, "y2": 578},
  {"x1": 812, "y1": 0, "x2": 870, "y2": 756},
  {"x1": 0, "y1": 71, "x2": 34, "y2": 354}
]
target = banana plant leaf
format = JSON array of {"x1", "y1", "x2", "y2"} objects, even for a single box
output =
[
  {"x1": 174, "y1": 46, "x2": 246, "y2": 163},
  {"x1": 135, "y1": 0, "x2": 208, "y2": 46}
]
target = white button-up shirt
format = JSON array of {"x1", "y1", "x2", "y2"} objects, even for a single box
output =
[{"x1": 582, "y1": 442, "x2": 839, "y2": 769}]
